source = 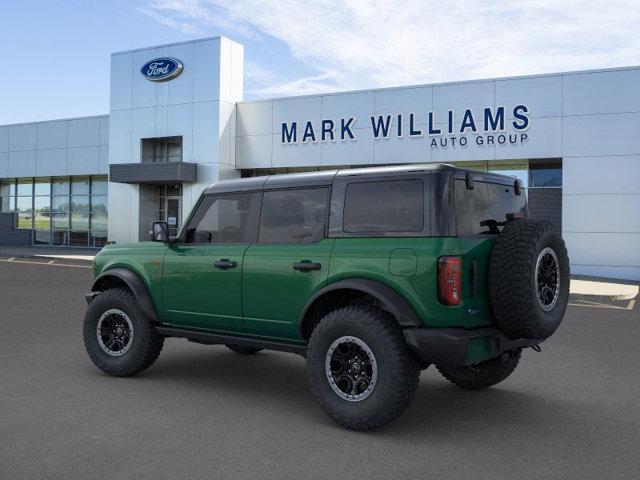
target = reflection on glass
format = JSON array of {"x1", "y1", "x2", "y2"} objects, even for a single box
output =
[
  {"x1": 52, "y1": 229, "x2": 68, "y2": 246},
  {"x1": 17, "y1": 180, "x2": 33, "y2": 196},
  {"x1": 0, "y1": 196, "x2": 15, "y2": 212},
  {"x1": 1, "y1": 179, "x2": 16, "y2": 197},
  {"x1": 34, "y1": 179, "x2": 51, "y2": 196},
  {"x1": 71, "y1": 178, "x2": 90, "y2": 195},
  {"x1": 69, "y1": 230, "x2": 89, "y2": 246},
  {"x1": 529, "y1": 166, "x2": 562, "y2": 187},
  {"x1": 34, "y1": 197, "x2": 51, "y2": 229},
  {"x1": 71, "y1": 195, "x2": 90, "y2": 212},
  {"x1": 91, "y1": 232, "x2": 108, "y2": 248},
  {"x1": 91, "y1": 213, "x2": 108, "y2": 232},
  {"x1": 71, "y1": 213, "x2": 89, "y2": 230},
  {"x1": 91, "y1": 195, "x2": 107, "y2": 213},
  {"x1": 52, "y1": 178, "x2": 70, "y2": 195},
  {"x1": 52, "y1": 196, "x2": 70, "y2": 213},
  {"x1": 52, "y1": 213, "x2": 69, "y2": 229},
  {"x1": 34, "y1": 230, "x2": 51, "y2": 245},
  {"x1": 91, "y1": 177, "x2": 108, "y2": 195}
]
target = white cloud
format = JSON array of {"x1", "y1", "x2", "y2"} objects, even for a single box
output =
[{"x1": 144, "y1": 0, "x2": 640, "y2": 97}]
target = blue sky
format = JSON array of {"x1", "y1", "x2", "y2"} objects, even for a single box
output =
[{"x1": 1, "y1": 0, "x2": 639, "y2": 125}]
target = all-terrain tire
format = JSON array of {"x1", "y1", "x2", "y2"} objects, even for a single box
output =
[
  {"x1": 489, "y1": 219, "x2": 570, "y2": 340},
  {"x1": 83, "y1": 288, "x2": 164, "y2": 376},
  {"x1": 307, "y1": 305, "x2": 420, "y2": 431},
  {"x1": 437, "y1": 349, "x2": 521, "y2": 390},
  {"x1": 226, "y1": 344, "x2": 263, "y2": 355}
]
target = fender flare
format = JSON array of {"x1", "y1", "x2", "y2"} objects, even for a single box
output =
[
  {"x1": 299, "y1": 278, "x2": 422, "y2": 334},
  {"x1": 91, "y1": 268, "x2": 159, "y2": 322}
]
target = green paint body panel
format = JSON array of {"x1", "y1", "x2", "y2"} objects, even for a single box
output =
[{"x1": 92, "y1": 235, "x2": 497, "y2": 343}]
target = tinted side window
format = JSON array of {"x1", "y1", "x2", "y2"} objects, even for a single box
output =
[
  {"x1": 455, "y1": 180, "x2": 527, "y2": 235},
  {"x1": 183, "y1": 193, "x2": 258, "y2": 244},
  {"x1": 259, "y1": 188, "x2": 329, "y2": 243},
  {"x1": 343, "y1": 180, "x2": 424, "y2": 233}
]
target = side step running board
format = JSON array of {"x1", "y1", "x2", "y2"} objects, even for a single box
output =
[{"x1": 155, "y1": 326, "x2": 307, "y2": 355}]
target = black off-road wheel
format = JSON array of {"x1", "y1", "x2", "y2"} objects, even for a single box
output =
[
  {"x1": 307, "y1": 305, "x2": 420, "y2": 431},
  {"x1": 489, "y1": 219, "x2": 570, "y2": 340},
  {"x1": 437, "y1": 349, "x2": 522, "y2": 390},
  {"x1": 226, "y1": 344, "x2": 263, "y2": 355},
  {"x1": 83, "y1": 288, "x2": 164, "y2": 377}
]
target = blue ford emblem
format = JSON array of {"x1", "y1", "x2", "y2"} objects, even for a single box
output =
[{"x1": 140, "y1": 57, "x2": 184, "y2": 82}]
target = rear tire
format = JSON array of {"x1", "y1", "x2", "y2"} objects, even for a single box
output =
[
  {"x1": 226, "y1": 344, "x2": 263, "y2": 355},
  {"x1": 307, "y1": 305, "x2": 420, "y2": 431},
  {"x1": 437, "y1": 349, "x2": 521, "y2": 390},
  {"x1": 83, "y1": 288, "x2": 164, "y2": 377}
]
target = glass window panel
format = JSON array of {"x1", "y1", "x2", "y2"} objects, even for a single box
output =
[
  {"x1": 529, "y1": 165, "x2": 562, "y2": 187},
  {"x1": 52, "y1": 196, "x2": 70, "y2": 213},
  {"x1": 1, "y1": 179, "x2": 16, "y2": 197},
  {"x1": 17, "y1": 179, "x2": 33, "y2": 196},
  {"x1": 0, "y1": 196, "x2": 15, "y2": 212},
  {"x1": 71, "y1": 213, "x2": 89, "y2": 230},
  {"x1": 17, "y1": 213, "x2": 33, "y2": 229},
  {"x1": 91, "y1": 195, "x2": 107, "y2": 214},
  {"x1": 343, "y1": 180, "x2": 424, "y2": 233},
  {"x1": 90, "y1": 232, "x2": 108, "y2": 248},
  {"x1": 72, "y1": 177, "x2": 90, "y2": 194},
  {"x1": 90, "y1": 213, "x2": 108, "y2": 232},
  {"x1": 52, "y1": 212, "x2": 69, "y2": 229},
  {"x1": 52, "y1": 178, "x2": 70, "y2": 195},
  {"x1": 16, "y1": 196, "x2": 32, "y2": 212},
  {"x1": 165, "y1": 184, "x2": 182, "y2": 196},
  {"x1": 34, "y1": 178, "x2": 51, "y2": 196},
  {"x1": 33, "y1": 197, "x2": 51, "y2": 229},
  {"x1": 69, "y1": 230, "x2": 89, "y2": 246},
  {"x1": 259, "y1": 188, "x2": 329, "y2": 243},
  {"x1": 91, "y1": 177, "x2": 108, "y2": 195},
  {"x1": 71, "y1": 195, "x2": 90, "y2": 212},
  {"x1": 52, "y1": 229, "x2": 68, "y2": 246},
  {"x1": 34, "y1": 229, "x2": 51, "y2": 245}
]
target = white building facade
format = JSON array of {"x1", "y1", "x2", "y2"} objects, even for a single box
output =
[{"x1": 0, "y1": 36, "x2": 639, "y2": 280}]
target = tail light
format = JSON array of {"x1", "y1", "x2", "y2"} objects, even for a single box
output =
[{"x1": 438, "y1": 256, "x2": 461, "y2": 305}]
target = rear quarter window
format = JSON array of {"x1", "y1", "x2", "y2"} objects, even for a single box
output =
[
  {"x1": 455, "y1": 179, "x2": 527, "y2": 235},
  {"x1": 343, "y1": 179, "x2": 424, "y2": 233}
]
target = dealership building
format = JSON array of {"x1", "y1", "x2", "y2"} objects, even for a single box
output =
[{"x1": 0, "y1": 36, "x2": 639, "y2": 280}]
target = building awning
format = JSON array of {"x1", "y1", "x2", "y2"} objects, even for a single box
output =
[{"x1": 109, "y1": 162, "x2": 197, "y2": 185}]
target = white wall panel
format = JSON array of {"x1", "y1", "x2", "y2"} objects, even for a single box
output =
[
  {"x1": 132, "y1": 48, "x2": 160, "y2": 109},
  {"x1": 67, "y1": 146, "x2": 100, "y2": 175},
  {"x1": 0, "y1": 152, "x2": 8, "y2": 177},
  {"x1": 272, "y1": 96, "x2": 322, "y2": 135},
  {"x1": 495, "y1": 75, "x2": 562, "y2": 119},
  {"x1": 167, "y1": 102, "x2": 194, "y2": 162},
  {"x1": 0, "y1": 126, "x2": 9, "y2": 152},
  {"x1": 563, "y1": 112, "x2": 640, "y2": 157},
  {"x1": 563, "y1": 69, "x2": 640, "y2": 116},
  {"x1": 99, "y1": 117, "x2": 109, "y2": 145},
  {"x1": 110, "y1": 53, "x2": 133, "y2": 111},
  {"x1": 563, "y1": 194, "x2": 640, "y2": 233},
  {"x1": 8, "y1": 150, "x2": 36, "y2": 177},
  {"x1": 431, "y1": 131, "x2": 495, "y2": 162},
  {"x1": 321, "y1": 131, "x2": 373, "y2": 166},
  {"x1": 564, "y1": 232, "x2": 640, "y2": 267},
  {"x1": 374, "y1": 136, "x2": 430, "y2": 165},
  {"x1": 272, "y1": 135, "x2": 321, "y2": 167},
  {"x1": 192, "y1": 101, "x2": 220, "y2": 164},
  {"x1": 571, "y1": 265, "x2": 640, "y2": 281},
  {"x1": 564, "y1": 156, "x2": 640, "y2": 195},
  {"x1": 37, "y1": 121, "x2": 67, "y2": 150},
  {"x1": 194, "y1": 39, "x2": 221, "y2": 103},
  {"x1": 108, "y1": 110, "x2": 132, "y2": 164},
  {"x1": 99, "y1": 145, "x2": 109, "y2": 174},
  {"x1": 374, "y1": 87, "x2": 432, "y2": 124},
  {"x1": 237, "y1": 101, "x2": 273, "y2": 136},
  {"x1": 495, "y1": 116, "x2": 562, "y2": 160},
  {"x1": 130, "y1": 107, "x2": 156, "y2": 161},
  {"x1": 9, "y1": 124, "x2": 37, "y2": 151},
  {"x1": 36, "y1": 149, "x2": 66, "y2": 176},
  {"x1": 322, "y1": 91, "x2": 374, "y2": 125},
  {"x1": 236, "y1": 135, "x2": 272, "y2": 169},
  {"x1": 167, "y1": 42, "x2": 195, "y2": 105},
  {"x1": 68, "y1": 117, "x2": 100, "y2": 147},
  {"x1": 433, "y1": 81, "x2": 494, "y2": 123}
]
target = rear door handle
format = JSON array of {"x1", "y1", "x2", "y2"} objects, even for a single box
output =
[
  {"x1": 214, "y1": 259, "x2": 237, "y2": 269},
  {"x1": 293, "y1": 261, "x2": 321, "y2": 271}
]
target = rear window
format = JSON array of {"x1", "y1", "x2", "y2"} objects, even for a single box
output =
[
  {"x1": 455, "y1": 180, "x2": 527, "y2": 235},
  {"x1": 343, "y1": 179, "x2": 424, "y2": 233}
]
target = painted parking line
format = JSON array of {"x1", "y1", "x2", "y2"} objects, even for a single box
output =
[
  {"x1": 569, "y1": 298, "x2": 636, "y2": 311},
  {"x1": 0, "y1": 258, "x2": 92, "y2": 269}
]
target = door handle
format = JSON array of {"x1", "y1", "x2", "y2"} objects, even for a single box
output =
[
  {"x1": 214, "y1": 259, "x2": 237, "y2": 269},
  {"x1": 293, "y1": 261, "x2": 321, "y2": 271}
]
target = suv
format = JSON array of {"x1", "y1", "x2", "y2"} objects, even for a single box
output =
[{"x1": 83, "y1": 164, "x2": 569, "y2": 430}]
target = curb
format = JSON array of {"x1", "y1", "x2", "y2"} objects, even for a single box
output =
[
  {"x1": 569, "y1": 292, "x2": 637, "y2": 302},
  {"x1": 0, "y1": 253, "x2": 94, "y2": 265}
]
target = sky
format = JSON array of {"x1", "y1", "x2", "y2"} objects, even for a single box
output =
[{"x1": 1, "y1": 0, "x2": 640, "y2": 125}]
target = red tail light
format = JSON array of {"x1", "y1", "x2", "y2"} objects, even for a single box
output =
[{"x1": 438, "y1": 256, "x2": 461, "y2": 305}]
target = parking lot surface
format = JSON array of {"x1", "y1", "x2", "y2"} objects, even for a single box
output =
[{"x1": 1, "y1": 259, "x2": 639, "y2": 480}]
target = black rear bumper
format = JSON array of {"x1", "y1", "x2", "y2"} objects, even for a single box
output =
[{"x1": 403, "y1": 326, "x2": 540, "y2": 367}]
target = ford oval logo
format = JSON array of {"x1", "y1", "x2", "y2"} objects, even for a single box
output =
[{"x1": 140, "y1": 57, "x2": 184, "y2": 82}]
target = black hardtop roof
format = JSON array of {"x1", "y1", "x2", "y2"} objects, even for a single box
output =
[{"x1": 203, "y1": 163, "x2": 517, "y2": 194}]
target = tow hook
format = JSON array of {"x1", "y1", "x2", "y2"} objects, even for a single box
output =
[{"x1": 531, "y1": 344, "x2": 542, "y2": 352}]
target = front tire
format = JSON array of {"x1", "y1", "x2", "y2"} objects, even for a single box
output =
[
  {"x1": 436, "y1": 349, "x2": 521, "y2": 390},
  {"x1": 307, "y1": 305, "x2": 420, "y2": 431},
  {"x1": 83, "y1": 288, "x2": 164, "y2": 377}
]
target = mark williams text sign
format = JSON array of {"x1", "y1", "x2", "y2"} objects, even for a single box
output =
[{"x1": 281, "y1": 105, "x2": 529, "y2": 149}]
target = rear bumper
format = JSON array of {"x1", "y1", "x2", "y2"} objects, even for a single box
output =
[{"x1": 403, "y1": 326, "x2": 540, "y2": 367}]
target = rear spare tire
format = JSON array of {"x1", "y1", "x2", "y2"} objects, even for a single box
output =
[{"x1": 489, "y1": 219, "x2": 569, "y2": 340}]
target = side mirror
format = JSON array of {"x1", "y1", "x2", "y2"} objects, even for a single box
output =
[
  {"x1": 149, "y1": 221, "x2": 169, "y2": 242},
  {"x1": 514, "y1": 179, "x2": 524, "y2": 196}
]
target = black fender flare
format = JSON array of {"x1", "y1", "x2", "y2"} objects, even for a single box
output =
[
  {"x1": 299, "y1": 279, "x2": 422, "y2": 335},
  {"x1": 91, "y1": 268, "x2": 159, "y2": 322}
]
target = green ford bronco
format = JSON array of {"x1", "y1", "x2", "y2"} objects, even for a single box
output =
[{"x1": 83, "y1": 164, "x2": 569, "y2": 430}]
